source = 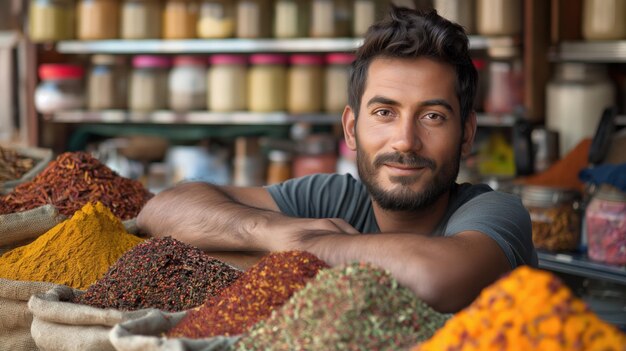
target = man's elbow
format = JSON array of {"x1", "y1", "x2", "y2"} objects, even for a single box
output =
[{"x1": 408, "y1": 272, "x2": 476, "y2": 314}]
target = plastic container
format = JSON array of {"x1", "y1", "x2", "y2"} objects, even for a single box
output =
[
  {"x1": 476, "y1": 0, "x2": 521, "y2": 36},
  {"x1": 236, "y1": 0, "x2": 272, "y2": 38},
  {"x1": 77, "y1": 0, "x2": 119, "y2": 40},
  {"x1": 287, "y1": 54, "x2": 324, "y2": 114},
  {"x1": 266, "y1": 150, "x2": 293, "y2": 185},
  {"x1": 129, "y1": 55, "x2": 170, "y2": 111},
  {"x1": 434, "y1": 0, "x2": 475, "y2": 34},
  {"x1": 168, "y1": 56, "x2": 207, "y2": 111},
  {"x1": 121, "y1": 0, "x2": 162, "y2": 39},
  {"x1": 582, "y1": 0, "x2": 626, "y2": 40},
  {"x1": 586, "y1": 186, "x2": 626, "y2": 265},
  {"x1": 546, "y1": 63, "x2": 615, "y2": 157},
  {"x1": 248, "y1": 54, "x2": 288, "y2": 112},
  {"x1": 324, "y1": 53, "x2": 354, "y2": 113},
  {"x1": 521, "y1": 185, "x2": 581, "y2": 252},
  {"x1": 197, "y1": 0, "x2": 235, "y2": 38},
  {"x1": 35, "y1": 64, "x2": 85, "y2": 114},
  {"x1": 273, "y1": 0, "x2": 308, "y2": 38},
  {"x1": 207, "y1": 55, "x2": 248, "y2": 111},
  {"x1": 293, "y1": 134, "x2": 338, "y2": 178},
  {"x1": 163, "y1": 0, "x2": 198, "y2": 39},
  {"x1": 29, "y1": 0, "x2": 75, "y2": 42},
  {"x1": 87, "y1": 55, "x2": 128, "y2": 110}
]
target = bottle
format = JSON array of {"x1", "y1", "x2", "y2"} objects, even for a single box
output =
[
  {"x1": 207, "y1": 55, "x2": 248, "y2": 111},
  {"x1": 324, "y1": 53, "x2": 355, "y2": 113},
  {"x1": 121, "y1": 0, "x2": 162, "y2": 39},
  {"x1": 197, "y1": 0, "x2": 235, "y2": 38},
  {"x1": 168, "y1": 56, "x2": 207, "y2": 111},
  {"x1": 129, "y1": 55, "x2": 170, "y2": 111},
  {"x1": 163, "y1": 0, "x2": 199, "y2": 39},
  {"x1": 29, "y1": 0, "x2": 75, "y2": 42},
  {"x1": 273, "y1": 0, "x2": 308, "y2": 38},
  {"x1": 78, "y1": 0, "x2": 120, "y2": 40},
  {"x1": 248, "y1": 54, "x2": 288, "y2": 112},
  {"x1": 236, "y1": 0, "x2": 272, "y2": 38},
  {"x1": 87, "y1": 55, "x2": 128, "y2": 110},
  {"x1": 287, "y1": 55, "x2": 324, "y2": 114}
]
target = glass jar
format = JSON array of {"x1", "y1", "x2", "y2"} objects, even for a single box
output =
[
  {"x1": 236, "y1": 0, "x2": 272, "y2": 38},
  {"x1": 484, "y1": 47, "x2": 524, "y2": 116},
  {"x1": 197, "y1": 0, "x2": 235, "y2": 38},
  {"x1": 273, "y1": 0, "x2": 308, "y2": 38},
  {"x1": 546, "y1": 63, "x2": 615, "y2": 157},
  {"x1": 287, "y1": 54, "x2": 324, "y2": 114},
  {"x1": 87, "y1": 55, "x2": 128, "y2": 110},
  {"x1": 169, "y1": 56, "x2": 207, "y2": 111},
  {"x1": 208, "y1": 54, "x2": 248, "y2": 111},
  {"x1": 310, "y1": 0, "x2": 352, "y2": 38},
  {"x1": 434, "y1": 0, "x2": 475, "y2": 34},
  {"x1": 521, "y1": 185, "x2": 581, "y2": 252},
  {"x1": 293, "y1": 134, "x2": 338, "y2": 178},
  {"x1": 129, "y1": 55, "x2": 170, "y2": 111},
  {"x1": 29, "y1": 0, "x2": 75, "y2": 42},
  {"x1": 77, "y1": 0, "x2": 119, "y2": 40},
  {"x1": 476, "y1": 0, "x2": 521, "y2": 36},
  {"x1": 353, "y1": 0, "x2": 381, "y2": 37},
  {"x1": 266, "y1": 149, "x2": 293, "y2": 184},
  {"x1": 583, "y1": 0, "x2": 626, "y2": 40},
  {"x1": 35, "y1": 64, "x2": 85, "y2": 114},
  {"x1": 121, "y1": 0, "x2": 162, "y2": 39},
  {"x1": 248, "y1": 54, "x2": 287, "y2": 112},
  {"x1": 586, "y1": 186, "x2": 626, "y2": 265},
  {"x1": 163, "y1": 0, "x2": 198, "y2": 39},
  {"x1": 324, "y1": 53, "x2": 354, "y2": 113}
]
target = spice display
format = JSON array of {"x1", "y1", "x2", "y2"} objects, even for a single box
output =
[
  {"x1": 0, "y1": 151, "x2": 152, "y2": 220},
  {"x1": 0, "y1": 147, "x2": 35, "y2": 182},
  {"x1": 0, "y1": 202, "x2": 142, "y2": 290},
  {"x1": 73, "y1": 236, "x2": 241, "y2": 312},
  {"x1": 586, "y1": 186, "x2": 626, "y2": 265},
  {"x1": 413, "y1": 266, "x2": 626, "y2": 351},
  {"x1": 237, "y1": 262, "x2": 448, "y2": 351},
  {"x1": 168, "y1": 251, "x2": 328, "y2": 338}
]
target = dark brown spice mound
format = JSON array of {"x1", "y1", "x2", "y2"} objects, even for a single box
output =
[
  {"x1": 0, "y1": 151, "x2": 152, "y2": 219},
  {"x1": 73, "y1": 236, "x2": 242, "y2": 312},
  {"x1": 168, "y1": 250, "x2": 329, "y2": 338}
]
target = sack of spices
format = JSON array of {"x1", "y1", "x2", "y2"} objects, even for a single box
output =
[
  {"x1": 110, "y1": 310, "x2": 240, "y2": 351},
  {"x1": 0, "y1": 146, "x2": 53, "y2": 195},
  {"x1": 0, "y1": 278, "x2": 57, "y2": 351},
  {"x1": 0, "y1": 205, "x2": 65, "y2": 255},
  {"x1": 28, "y1": 285, "x2": 155, "y2": 351}
]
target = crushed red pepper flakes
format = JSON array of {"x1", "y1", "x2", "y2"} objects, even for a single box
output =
[
  {"x1": 73, "y1": 236, "x2": 242, "y2": 312},
  {"x1": 236, "y1": 262, "x2": 449, "y2": 351},
  {"x1": 0, "y1": 151, "x2": 152, "y2": 220},
  {"x1": 167, "y1": 251, "x2": 329, "y2": 338}
]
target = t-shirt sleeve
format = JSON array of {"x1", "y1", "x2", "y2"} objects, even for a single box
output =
[{"x1": 444, "y1": 191, "x2": 538, "y2": 268}]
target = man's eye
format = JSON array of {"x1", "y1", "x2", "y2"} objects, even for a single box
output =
[
  {"x1": 374, "y1": 109, "x2": 393, "y2": 117},
  {"x1": 424, "y1": 113, "x2": 445, "y2": 120}
]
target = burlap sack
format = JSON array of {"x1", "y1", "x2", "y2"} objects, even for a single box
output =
[
  {"x1": 1, "y1": 146, "x2": 53, "y2": 194},
  {"x1": 0, "y1": 205, "x2": 66, "y2": 254},
  {"x1": 28, "y1": 285, "x2": 154, "y2": 351},
  {"x1": 0, "y1": 279, "x2": 58, "y2": 351},
  {"x1": 110, "y1": 310, "x2": 240, "y2": 351}
]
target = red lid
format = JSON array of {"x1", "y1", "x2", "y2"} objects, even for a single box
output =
[
  {"x1": 209, "y1": 54, "x2": 248, "y2": 65},
  {"x1": 472, "y1": 59, "x2": 486, "y2": 70},
  {"x1": 173, "y1": 55, "x2": 206, "y2": 66},
  {"x1": 290, "y1": 54, "x2": 324, "y2": 66},
  {"x1": 249, "y1": 54, "x2": 288, "y2": 65},
  {"x1": 326, "y1": 53, "x2": 356, "y2": 65},
  {"x1": 39, "y1": 64, "x2": 85, "y2": 80},
  {"x1": 133, "y1": 55, "x2": 171, "y2": 68}
]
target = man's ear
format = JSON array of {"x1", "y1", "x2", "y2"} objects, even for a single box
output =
[
  {"x1": 461, "y1": 111, "x2": 477, "y2": 158},
  {"x1": 342, "y1": 105, "x2": 357, "y2": 151}
]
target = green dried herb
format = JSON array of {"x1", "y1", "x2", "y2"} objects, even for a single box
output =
[{"x1": 236, "y1": 262, "x2": 448, "y2": 351}]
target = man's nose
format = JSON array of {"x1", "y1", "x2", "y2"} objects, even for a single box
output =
[{"x1": 390, "y1": 118, "x2": 422, "y2": 153}]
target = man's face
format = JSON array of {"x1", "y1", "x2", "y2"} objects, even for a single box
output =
[{"x1": 343, "y1": 57, "x2": 475, "y2": 212}]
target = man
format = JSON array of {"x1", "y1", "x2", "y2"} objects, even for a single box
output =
[{"x1": 137, "y1": 6, "x2": 537, "y2": 313}]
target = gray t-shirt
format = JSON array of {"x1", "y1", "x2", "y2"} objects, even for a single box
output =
[{"x1": 266, "y1": 173, "x2": 537, "y2": 268}]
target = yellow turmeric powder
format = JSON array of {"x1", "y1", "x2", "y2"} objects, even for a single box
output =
[
  {"x1": 0, "y1": 202, "x2": 142, "y2": 290},
  {"x1": 414, "y1": 266, "x2": 626, "y2": 351}
]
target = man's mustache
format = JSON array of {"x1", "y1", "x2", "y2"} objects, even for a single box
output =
[{"x1": 373, "y1": 153, "x2": 436, "y2": 170}]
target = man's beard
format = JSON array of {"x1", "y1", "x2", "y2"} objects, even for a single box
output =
[{"x1": 356, "y1": 139, "x2": 461, "y2": 212}]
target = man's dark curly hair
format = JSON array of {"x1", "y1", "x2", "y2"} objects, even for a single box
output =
[{"x1": 348, "y1": 6, "x2": 478, "y2": 126}]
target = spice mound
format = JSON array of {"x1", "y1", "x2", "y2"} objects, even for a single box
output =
[
  {"x1": 413, "y1": 266, "x2": 626, "y2": 351},
  {"x1": 73, "y1": 236, "x2": 242, "y2": 312},
  {"x1": 0, "y1": 146, "x2": 35, "y2": 182},
  {"x1": 0, "y1": 151, "x2": 152, "y2": 220},
  {"x1": 0, "y1": 202, "x2": 143, "y2": 290},
  {"x1": 168, "y1": 251, "x2": 329, "y2": 338},
  {"x1": 237, "y1": 262, "x2": 448, "y2": 351}
]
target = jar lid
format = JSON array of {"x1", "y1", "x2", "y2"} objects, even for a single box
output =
[
  {"x1": 209, "y1": 54, "x2": 248, "y2": 65},
  {"x1": 472, "y1": 58, "x2": 486, "y2": 70},
  {"x1": 133, "y1": 55, "x2": 171, "y2": 68},
  {"x1": 39, "y1": 64, "x2": 85, "y2": 80},
  {"x1": 326, "y1": 53, "x2": 356, "y2": 65},
  {"x1": 521, "y1": 185, "x2": 580, "y2": 207},
  {"x1": 290, "y1": 54, "x2": 324, "y2": 66},
  {"x1": 297, "y1": 135, "x2": 337, "y2": 155},
  {"x1": 173, "y1": 55, "x2": 206, "y2": 67},
  {"x1": 249, "y1": 54, "x2": 288, "y2": 65}
]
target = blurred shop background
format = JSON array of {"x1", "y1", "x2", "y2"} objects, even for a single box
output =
[{"x1": 0, "y1": 0, "x2": 625, "y2": 329}]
